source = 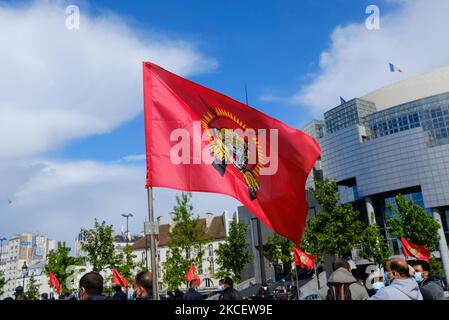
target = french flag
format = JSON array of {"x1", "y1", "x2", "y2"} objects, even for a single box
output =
[{"x1": 389, "y1": 63, "x2": 403, "y2": 73}]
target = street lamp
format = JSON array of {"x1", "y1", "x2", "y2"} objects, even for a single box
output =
[
  {"x1": 121, "y1": 213, "x2": 134, "y2": 245},
  {"x1": 21, "y1": 261, "x2": 28, "y2": 289}
]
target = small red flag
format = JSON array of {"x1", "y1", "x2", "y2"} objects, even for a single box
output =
[
  {"x1": 112, "y1": 269, "x2": 129, "y2": 290},
  {"x1": 293, "y1": 247, "x2": 316, "y2": 270},
  {"x1": 49, "y1": 272, "x2": 61, "y2": 294},
  {"x1": 143, "y1": 62, "x2": 320, "y2": 245},
  {"x1": 186, "y1": 263, "x2": 201, "y2": 285},
  {"x1": 400, "y1": 237, "x2": 430, "y2": 262}
]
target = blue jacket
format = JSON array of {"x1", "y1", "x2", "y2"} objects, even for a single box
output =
[{"x1": 368, "y1": 278, "x2": 423, "y2": 300}]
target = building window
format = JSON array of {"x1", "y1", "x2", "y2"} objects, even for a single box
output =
[
  {"x1": 209, "y1": 259, "x2": 214, "y2": 274},
  {"x1": 208, "y1": 244, "x2": 213, "y2": 257}
]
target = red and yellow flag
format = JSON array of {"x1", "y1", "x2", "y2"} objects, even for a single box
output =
[
  {"x1": 400, "y1": 237, "x2": 430, "y2": 262},
  {"x1": 143, "y1": 62, "x2": 320, "y2": 245},
  {"x1": 293, "y1": 247, "x2": 316, "y2": 270}
]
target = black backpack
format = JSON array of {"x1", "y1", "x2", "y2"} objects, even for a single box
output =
[{"x1": 325, "y1": 283, "x2": 352, "y2": 300}]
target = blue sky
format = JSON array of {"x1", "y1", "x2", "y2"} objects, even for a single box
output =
[
  {"x1": 2, "y1": 0, "x2": 449, "y2": 244},
  {"x1": 51, "y1": 0, "x2": 398, "y2": 162}
]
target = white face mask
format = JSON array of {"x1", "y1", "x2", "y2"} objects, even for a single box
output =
[
  {"x1": 218, "y1": 285, "x2": 224, "y2": 291},
  {"x1": 372, "y1": 282, "x2": 385, "y2": 291}
]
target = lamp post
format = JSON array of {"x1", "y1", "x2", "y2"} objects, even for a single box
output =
[
  {"x1": 121, "y1": 213, "x2": 134, "y2": 246},
  {"x1": 21, "y1": 261, "x2": 28, "y2": 289}
]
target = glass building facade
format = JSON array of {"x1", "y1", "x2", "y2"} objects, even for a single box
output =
[{"x1": 306, "y1": 87, "x2": 449, "y2": 259}]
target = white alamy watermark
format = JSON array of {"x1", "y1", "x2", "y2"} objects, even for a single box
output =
[
  {"x1": 365, "y1": 5, "x2": 380, "y2": 30},
  {"x1": 65, "y1": 5, "x2": 80, "y2": 30}
]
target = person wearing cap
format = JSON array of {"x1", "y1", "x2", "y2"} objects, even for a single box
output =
[
  {"x1": 219, "y1": 276, "x2": 242, "y2": 300},
  {"x1": 14, "y1": 286, "x2": 26, "y2": 300}
]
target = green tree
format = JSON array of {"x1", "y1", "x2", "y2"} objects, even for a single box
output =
[
  {"x1": 45, "y1": 241, "x2": 83, "y2": 294},
  {"x1": 163, "y1": 192, "x2": 211, "y2": 290},
  {"x1": 114, "y1": 244, "x2": 143, "y2": 285},
  {"x1": 215, "y1": 221, "x2": 252, "y2": 282},
  {"x1": 263, "y1": 233, "x2": 295, "y2": 265},
  {"x1": 429, "y1": 257, "x2": 444, "y2": 278},
  {"x1": 386, "y1": 194, "x2": 440, "y2": 251},
  {"x1": 360, "y1": 224, "x2": 391, "y2": 266},
  {"x1": 81, "y1": 219, "x2": 117, "y2": 272},
  {"x1": 301, "y1": 179, "x2": 366, "y2": 262},
  {"x1": 25, "y1": 275, "x2": 40, "y2": 300},
  {"x1": 0, "y1": 271, "x2": 7, "y2": 295}
]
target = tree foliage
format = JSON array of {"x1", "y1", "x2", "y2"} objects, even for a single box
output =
[
  {"x1": 25, "y1": 275, "x2": 40, "y2": 300},
  {"x1": 215, "y1": 221, "x2": 252, "y2": 282},
  {"x1": 360, "y1": 224, "x2": 391, "y2": 266},
  {"x1": 81, "y1": 219, "x2": 117, "y2": 272},
  {"x1": 386, "y1": 194, "x2": 440, "y2": 251},
  {"x1": 263, "y1": 233, "x2": 294, "y2": 265},
  {"x1": 114, "y1": 244, "x2": 143, "y2": 285},
  {"x1": 163, "y1": 192, "x2": 211, "y2": 290},
  {"x1": 301, "y1": 179, "x2": 366, "y2": 261},
  {"x1": 0, "y1": 271, "x2": 7, "y2": 295},
  {"x1": 45, "y1": 241, "x2": 83, "y2": 294}
]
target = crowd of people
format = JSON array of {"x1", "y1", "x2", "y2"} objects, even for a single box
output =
[
  {"x1": 319, "y1": 257, "x2": 445, "y2": 300},
  {"x1": 4, "y1": 257, "x2": 446, "y2": 301}
]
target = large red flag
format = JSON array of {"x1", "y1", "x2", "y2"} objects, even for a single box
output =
[
  {"x1": 143, "y1": 62, "x2": 320, "y2": 244},
  {"x1": 112, "y1": 269, "x2": 129, "y2": 290},
  {"x1": 293, "y1": 247, "x2": 316, "y2": 270},
  {"x1": 49, "y1": 272, "x2": 61, "y2": 294},
  {"x1": 186, "y1": 263, "x2": 201, "y2": 285},
  {"x1": 400, "y1": 237, "x2": 430, "y2": 262}
]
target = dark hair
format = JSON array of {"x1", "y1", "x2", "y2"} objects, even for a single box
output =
[
  {"x1": 412, "y1": 260, "x2": 431, "y2": 272},
  {"x1": 390, "y1": 260, "x2": 410, "y2": 277},
  {"x1": 333, "y1": 258, "x2": 350, "y2": 271},
  {"x1": 135, "y1": 271, "x2": 153, "y2": 293},
  {"x1": 112, "y1": 285, "x2": 122, "y2": 292},
  {"x1": 79, "y1": 272, "x2": 104, "y2": 295},
  {"x1": 223, "y1": 276, "x2": 233, "y2": 287}
]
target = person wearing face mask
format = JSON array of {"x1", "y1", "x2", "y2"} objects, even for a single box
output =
[
  {"x1": 218, "y1": 277, "x2": 242, "y2": 300},
  {"x1": 411, "y1": 260, "x2": 445, "y2": 300},
  {"x1": 132, "y1": 271, "x2": 153, "y2": 300},
  {"x1": 368, "y1": 258, "x2": 423, "y2": 300}
]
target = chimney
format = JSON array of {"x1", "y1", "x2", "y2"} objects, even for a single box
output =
[
  {"x1": 157, "y1": 216, "x2": 163, "y2": 226},
  {"x1": 206, "y1": 213, "x2": 214, "y2": 229},
  {"x1": 169, "y1": 212, "x2": 176, "y2": 226}
]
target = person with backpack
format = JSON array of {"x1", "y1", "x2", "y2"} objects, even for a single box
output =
[{"x1": 318, "y1": 258, "x2": 369, "y2": 300}]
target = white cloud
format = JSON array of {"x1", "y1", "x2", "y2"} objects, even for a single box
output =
[
  {"x1": 294, "y1": 0, "x2": 449, "y2": 117},
  {"x1": 0, "y1": 159, "x2": 240, "y2": 247},
  {"x1": 122, "y1": 154, "x2": 146, "y2": 162},
  {"x1": 0, "y1": 0, "x2": 217, "y2": 159}
]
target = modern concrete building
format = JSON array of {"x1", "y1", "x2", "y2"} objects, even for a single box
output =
[
  {"x1": 304, "y1": 66, "x2": 449, "y2": 282},
  {"x1": 0, "y1": 232, "x2": 55, "y2": 299}
]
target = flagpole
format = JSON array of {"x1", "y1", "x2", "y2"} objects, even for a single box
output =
[
  {"x1": 295, "y1": 267, "x2": 300, "y2": 300},
  {"x1": 146, "y1": 187, "x2": 159, "y2": 300}
]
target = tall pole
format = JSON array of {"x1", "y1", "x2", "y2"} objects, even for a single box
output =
[
  {"x1": 121, "y1": 213, "x2": 133, "y2": 246},
  {"x1": 295, "y1": 267, "x2": 300, "y2": 300},
  {"x1": 147, "y1": 188, "x2": 159, "y2": 300},
  {"x1": 256, "y1": 219, "x2": 267, "y2": 285}
]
